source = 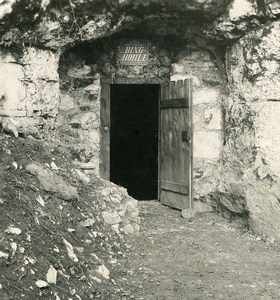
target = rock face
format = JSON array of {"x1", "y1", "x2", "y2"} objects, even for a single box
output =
[
  {"x1": 1, "y1": 0, "x2": 280, "y2": 239},
  {"x1": 219, "y1": 20, "x2": 280, "y2": 238},
  {"x1": 0, "y1": 1, "x2": 230, "y2": 50},
  {"x1": 0, "y1": 48, "x2": 59, "y2": 138},
  {"x1": 0, "y1": 0, "x2": 279, "y2": 52}
]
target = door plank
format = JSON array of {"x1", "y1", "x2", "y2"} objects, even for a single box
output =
[
  {"x1": 160, "y1": 98, "x2": 188, "y2": 108},
  {"x1": 160, "y1": 106, "x2": 189, "y2": 209},
  {"x1": 186, "y1": 79, "x2": 194, "y2": 208},
  {"x1": 161, "y1": 180, "x2": 189, "y2": 195},
  {"x1": 100, "y1": 79, "x2": 111, "y2": 180},
  {"x1": 161, "y1": 190, "x2": 189, "y2": 210},
  {"x1": 160, "y1": 79, "x2": 192, "y2": 210}
]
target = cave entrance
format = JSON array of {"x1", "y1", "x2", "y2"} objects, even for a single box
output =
[
  {"x1": 109, "y1": 83, "x2": 160, "y2": 200},
  {"x1": 100, "y1": 78, "x2": 193, "y2": 208}
]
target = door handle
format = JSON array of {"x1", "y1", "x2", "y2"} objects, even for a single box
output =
[{"x1": 181, "y1": 130, "x2": 190, "y2": 142}]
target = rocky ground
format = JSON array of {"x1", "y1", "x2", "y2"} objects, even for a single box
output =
[
  {"x1": 114, "y1": 201, "x2": 280, "y2": 300},
  {"x1": 2, "y1": 133, "x2": 280, "y2": 300},
  {"x1": 0, "y1": 133, "x2": 139, "y2": 300}
]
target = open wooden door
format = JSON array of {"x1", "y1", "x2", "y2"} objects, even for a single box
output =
[{"x1": 160, "y1": 79, "x2": 193, "y2": 210}]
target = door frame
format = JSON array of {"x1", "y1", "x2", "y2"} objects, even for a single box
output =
[
  {"x1": 100, "y1": 77, "x2": 193, "y2": 207},
  {"x1": 100, "y1": 77, "x2": 163, "y2": 199}
]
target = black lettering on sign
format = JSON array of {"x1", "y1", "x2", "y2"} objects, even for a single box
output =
[{"x1": 119, "y1": 42, "x2": 149, "y2": 65}]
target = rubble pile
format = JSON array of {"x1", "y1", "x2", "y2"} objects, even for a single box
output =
[{"x1": 0, "y1": 133, "x2": 139, "y2": 300}]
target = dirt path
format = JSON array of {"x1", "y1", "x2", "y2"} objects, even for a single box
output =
[{"x1": 111, "y1": 201, "x2": 280, "y2": 300}]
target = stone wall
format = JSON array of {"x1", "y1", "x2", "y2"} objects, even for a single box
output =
[
  {"x1": 57, "y1": 52, "x2": 101, "y2": 174},
  {"x1": 57, "y1": 40, "x2": 224, "y2": 203},
  {"x1": 223, "y1": 20, "x2": 280, "y2": 238},
  {"x1": 0, "y1": 47, "x2": 59, "y2": 138},
  {"x1": 57, "y1": 39, "x2": 174, "y2": 175},
  {"x1": 0, "y1": 37, "x2": 224, "y2": 204}
]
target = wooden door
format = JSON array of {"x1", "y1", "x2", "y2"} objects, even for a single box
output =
[{"x1": 160, "y1": 79, "x2": 193, "y2": 210}]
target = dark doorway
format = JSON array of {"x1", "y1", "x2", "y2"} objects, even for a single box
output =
[{"x1": 110, "y1": 84, "x2": 159, "y2": 200}]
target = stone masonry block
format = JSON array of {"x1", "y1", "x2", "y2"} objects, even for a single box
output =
[
  {"x1": 194, "y1": 130, "x2": 222, "y2": 159},
  {"x1": 0, "y1": 60, "x2": 25, "y2": 110},
  {"x1": 193, "y1": 88, "x2": 220, "y2": 106},
  {"x1": 22, "y1": 48, "x2": 59, "y2": 81}
]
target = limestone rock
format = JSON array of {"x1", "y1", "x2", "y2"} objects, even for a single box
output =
[
  {"x1": 193, "y1": 159, "x2": 221, "y2": 198},
  {"x1": 96, "y1": 265, "x2": 110, "y2": 280},
  {"x1": 84, "y1": 83, "x2": 100, "y2": 94},
  {"x1": 26, "y1": 163, "x2": 79, "y2": 201},
  {"x1": 111, "y1": 224, "x2": 119, "y2": 233},
  {"x1": 22, "y1": 48, "x2": 59, "y2": 81},
  {"x1": 102, "y1": 63, "x2": 115, "y2": 77},
  {"x1": 268, "y1": 1, "x2": 280, "y2": 16},
  {"x1": 73, "y1": 169, "x2": 91, "y2": 184},
  {"x1": 181, "y1": 209, "x2": 196, "y2": 220},
  {"x1": 69, "y1": 112, "x2": 99, "y2": 130},
  {"x1": 193, "y1": 201, "x2": 214, "y2": 213},
  {"x1": 36, "y1": 195, "x2": 45, "y2": 207},
  {"x1": 228, "y1": 0, "x2": 257, "y2": 21},
  {"x1": 194, "y1": 131, "x2": 222, "y2": 160},
  {"x1": 126, "y1": 199, "x2": 138, "y2": 212},
  {"x1": 10, "y1": 242, "x2": 17, "y2": 256},
  {"x1": 227, "y1": 20, "x2": 280, "y2": 102},
  {"x1": 109, "y1": 193, "x2": 122, "y2": 204},
  {"x1": 116, "y1": 69, "x2": 128, "y2": 77},
  {"x1": 160, "y1": 56, "x2": 171, "y2": 67},
  {"x1": 5, "y1": 225, "x2": 21, "y2": 235},
  {"x1": 1, "y1": 118, "x2": 18, "y2": 138},
  {"x1": 50, "y1": 161, "x2": 59, "y2": 170},
  {"x1": 68, "y1": 65, "x2": 91, "y2": 78},
  {"x1": 0, "y1": 251, "x2": 9, "y2": 259},
  {"x1": 215, "y1": 192, "x2": 247, "y2": 214},
  {"x1": 46, "y1": 265, "x2": 57, "y2": 285},
  {"x1": 101, "y1": 211, "x2": 121, "y2": 225},
  {"x1": 158, "y1": 66, "x2": 171, "y2": 77},
  {"x1": 245, "y1": 179, "x2": 280, "y2": 240},
  {"x1": 96, "y1": 181, "x2": 139, "y2": 235},
  {"x1": 222, "y1": 19, "x2": 280, "y2": 238},
  {"x1": 0, "y1": 0, "x2": 16, "y2": 19},
  {"x1": 182, "y1": 201, "x2": 213, "y2": 220},
  {"x1": 62, "y1": 238, "x2": 78, "y2": 262},
  {"x1": 123, "y1": 224, "x2": 135, "y2": 235},
  {"x1": 131, "y1": 66, "x2": 143, "y2": 75},
  {"x1": 79, "y1": 218, "x2": 95, "y2": 228},
  {"x1": 35, "y1": 280, "x2": 49, "y2": 288}
]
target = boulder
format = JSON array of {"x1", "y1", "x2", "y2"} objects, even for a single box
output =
[
  {"x1": 182, "y1": 201, "x2": 214, "y2": 220},
  {"x1": 26, "y1": 163, "x2": 78, "y2": 201}
]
